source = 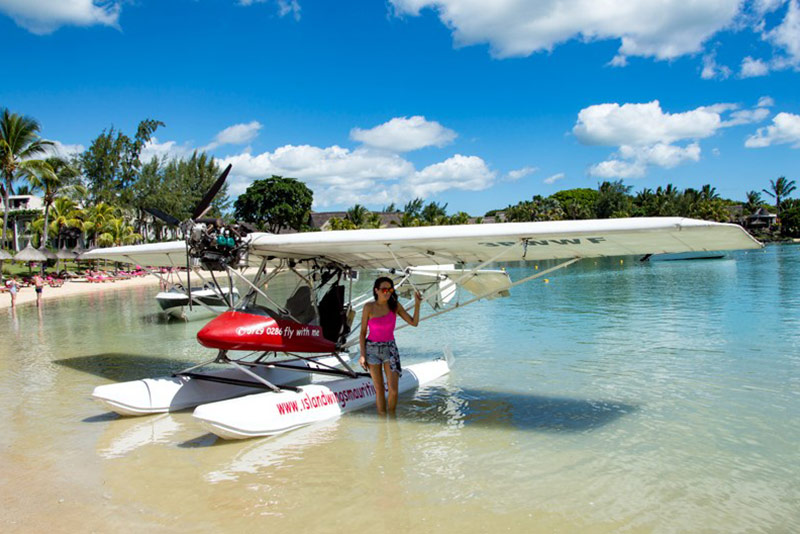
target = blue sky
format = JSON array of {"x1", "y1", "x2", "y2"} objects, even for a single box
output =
[{"x1": 2, "y1": 1, "x2": 799, "y2": 215}]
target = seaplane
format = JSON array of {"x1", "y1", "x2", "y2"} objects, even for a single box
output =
[{"x1": 83, "y1": 166, "x2": 763, "y2": 440}]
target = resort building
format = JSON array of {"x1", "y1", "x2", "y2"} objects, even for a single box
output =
[
  {"x1": 744, "y1": 207, "x2": 778, "y2": 230},
  {"x1": 0, "y1": 195, "x2": 44, "y2": 252}
]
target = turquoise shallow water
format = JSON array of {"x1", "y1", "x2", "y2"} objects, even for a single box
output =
[{"x1": 1, "y1": 244, "x2": 798, "y2": 533}]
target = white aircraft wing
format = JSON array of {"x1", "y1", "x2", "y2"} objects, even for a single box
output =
[
  {"x1": 81, "y1": 240, "x2": 190, "y2": 267},
  {"x1": 81, "y1": 217, "x2": 761, "y2": 268},
  {"x1": 246, "y1": 217, "x2": 761, "y2": 269}
]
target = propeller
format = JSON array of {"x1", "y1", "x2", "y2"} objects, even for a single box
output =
[
  {"x1": 142, "y1": 164, "x2": 233, "y2": 312},
  {"x1": 192, "y1": 164, "x2": 232, "y2": 220}
]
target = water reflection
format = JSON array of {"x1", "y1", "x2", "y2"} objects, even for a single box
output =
[
  {"x1": 98, "y1": 413, "x2": 186, "y2": 459},
  {"x1": 204, "y1": 419, "x2": 342, "y2": 482}
]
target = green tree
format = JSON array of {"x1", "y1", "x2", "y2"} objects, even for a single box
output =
[
  {"x1": 0, "y1": 109, "x2": 54, "y2": 250},
  {"x1": 97, "y1": 217, "x2": 142, "y2": 247},
  {"x1": 779, "y1": 198, "x2": 800, "y2": 237},
  {"x1": 421, "y1": 201, "x2": 448, "y2": 225},
  {"x1": 744, "y1": 191, "x2": 763, "y2": 215},
  {"x1": 448, "y1": 211, "x2": 471, "y2": 225},
  {"x1": 550, "y1": 188, "x2": 598, "y2": 219},
  {"x1": 36, "y1": 197, "x2": 84, "y2": 249},
  {"x1": 234, "y1": 175, "x2": 313, "y2": 233},
  {"x1": 596, "y1": 180, "x2": 633, "y2": 218},
  {"x1": 505, "y1": 195, "x2": 563, "y2": 222},
  {"x1": 80, "y1": 119, "x2": 163, "y2": 206},
  {"x1": 364, "y1": 211, "x2": 382, "y2": 229},
  {"x1": 762, "y1": 176, "x2": 796, "y2": 218},
  {"x1": 326, "y1": 217, "x2": 357, "y2": 230},
  {"x1": 346, "y1": 204, "x2": 369, "y2": 227},
  {"x1": 28, "y1": 157, "x2": 79, "y2": 248}
]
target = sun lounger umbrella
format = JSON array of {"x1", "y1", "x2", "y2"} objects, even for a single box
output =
[
  {"x1": 56, "y1": 247, "x2": 78, "y2": 260},
  {"x1": 13, "y1": 243, "x2": 49, "y2": 274},
  {"x1": 0, "y1": 249, "x2": 12, "y2": 260},
  {"x1": 38, "y1": 247, "x2": 57, "y2": 261}
]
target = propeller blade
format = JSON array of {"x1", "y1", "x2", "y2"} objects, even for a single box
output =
[
  {"x1": 144, "y1": 207, "x2": 181, "y2": 227},
  {"x1": 192, "y1": 164, "x2": 232, "y2": 220}
]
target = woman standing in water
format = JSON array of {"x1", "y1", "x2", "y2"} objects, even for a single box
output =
[{"x1": 359, "y1": 277, "x2": 422, "y2": 415}]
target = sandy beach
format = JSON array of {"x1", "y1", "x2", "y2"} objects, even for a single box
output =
[{"x1": 1, "y1": 275, "x2": 162, "y2": 310}]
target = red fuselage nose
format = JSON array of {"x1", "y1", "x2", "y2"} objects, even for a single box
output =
[{"x1": 197, "y1": 311, "x2": 336, "y2": 353}]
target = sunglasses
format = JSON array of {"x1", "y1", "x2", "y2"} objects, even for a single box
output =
[{"x1": 377, "y1": 287, "x2": 394, "y2": 293}]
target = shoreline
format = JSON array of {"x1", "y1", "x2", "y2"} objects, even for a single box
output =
[{"x1": 1, "y1": 274, "x2": 162, "y2": 310}]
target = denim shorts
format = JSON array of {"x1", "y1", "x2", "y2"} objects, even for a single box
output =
[{"x1": 365, "y1": 339, "x2": 402, "y2": 376}]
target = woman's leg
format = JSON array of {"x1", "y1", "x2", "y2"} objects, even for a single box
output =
[
  {"x1": 368, "y1": 363, "x2": 387, "y2": 415},
  {"x1": 384, "y1": 361, "x2": 399, "y2": 413}
]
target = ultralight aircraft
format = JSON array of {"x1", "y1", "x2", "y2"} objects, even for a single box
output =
[{"x1": 84, "y1": 166, "x2": 762, "y2": 439}]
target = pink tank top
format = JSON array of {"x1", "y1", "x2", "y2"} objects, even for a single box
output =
[{"x1": 367, "y1": 311, "x2": 396, "y2": 342}]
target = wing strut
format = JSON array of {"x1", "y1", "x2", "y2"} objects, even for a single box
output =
[
  {"x1": 341, "y1": 256, "x2": 581, "y2": 349},
  {"x1": 384, "y1": 239, "x2": 524, "y2": 311}
]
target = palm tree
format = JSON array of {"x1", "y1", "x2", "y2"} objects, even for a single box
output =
[
  {"x1": 97, "y1": 217, "x2": 142, "y2": 247},
  {"x1": 745, "y1": 191, "x2": 763, "y2": 215},
  {"x1": 83, "y1": 202, "x2": 118, "y2": 247},
  {"x1": 27, "y1": 157, "x2": 77, "y2": 248},
  {"x1": 346, "y1": 204, "x2": 369, "y2": 228},
  {"x1": 0, "y1": 109, "x2": 54, "y2": 250},
  {"x1": 700, "y1": 184, "x2": 719, "y2": 201},
  {"x1": 43, "y1": 197, "x2": 84, "y2": 248},
  {"x1": 763, "y1": 176, "x2": 797, "y2": 216}
]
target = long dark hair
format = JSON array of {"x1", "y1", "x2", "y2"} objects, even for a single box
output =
[{"x1": 373, "y1": 276, "x2": 398, "y2": 312}]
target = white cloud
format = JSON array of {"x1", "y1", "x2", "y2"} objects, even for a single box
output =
[
  {"x1": 573, "y1": 101, "x2": 723, "y2": 146},
  {"x1": 217, "y1": 147, "x2": 495, "y2": 207},
  {"x1": 0, "y1": 0, "x2": 121, "y2": 34},
  {"x1": 723, "y1": 107, "x2": 771, "y2": 127},
  {"x1": 574, "y1": 100, "x2": 769, "y2": 179},
  {"x1": 590, "y1": 143, "x2": 701, "y2": 179},
  {"x1": 758, "y1": 96, "x2": 775, "y2": 107},
  {"x1": 766, "y1": 0, "x2": 800, "y2": 65},
  {"x1": 745, "y1": 112, "x2": 800, "y2": 148},
  {"x1": 220, "y1": 145, "x2": 496, "y2": 206},
  {"x1": 506, "y1": 166, "x2": 537, "y2": 181},
  {"x1": 543, "y1": 172, "x2": 565, "y2": 184},
  {"x1": 405, "y1": 154, "x2": 495, "y2": 197},
  {"x1": 136, "y1": 117, "x2": 491, "y2": 207},
  {"x1": 204, "y1": 121, "x2": 263, "y2": 150},
  {"x1": 589, "y1": 159, "x2": 646, "y2": 180},
  {"x1": 390, "y1": 0, "x2": 741, "y2": 64},
  {"x1": 277, "y1": 0, "x2": 301, "y2": 20},
  {"x1": 740, "y1": 56, "x2": 770, "y2": 77},
  {"x1": 701, "y1": 51, "x2": 731, "y2": 79},
  {"x1": 350, "y1": 116, "x2": 457, "y2": 152},
  {"x1": 140, "y1": 137, "x2": 195, "y2": 162},
  {"x1": 238, "y1": 0, "x2": 301, "y2": 19}
]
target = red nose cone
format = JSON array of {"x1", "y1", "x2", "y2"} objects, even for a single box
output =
[{"x1": 197, "y1": 311, "x2": 336, "y2": 353}]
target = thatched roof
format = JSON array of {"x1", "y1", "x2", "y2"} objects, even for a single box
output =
[
  {"x1": 38, "y1": 247, "x2": 57, "y2": 260},
  {"x1": 0, "y1": 249, "x2": 12, "y2": 260},
  {"x1": 13, "y1": 243, "x2": 48, "y2": 262},
  {"x1": 56, "y1": 247, "x2": 78, "y2": 260}
]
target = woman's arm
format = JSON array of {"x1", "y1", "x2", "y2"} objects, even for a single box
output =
[
  {"x1": 358, "y1": 303, "x2": 371, "y2": 370},
  {"x1": 397, "y1": 291, "x2": 422, "y2": 327}
]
